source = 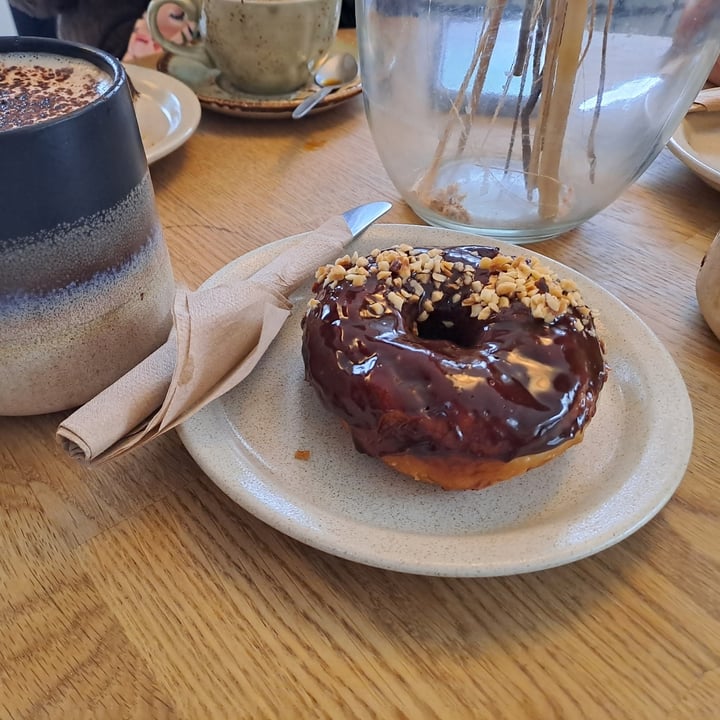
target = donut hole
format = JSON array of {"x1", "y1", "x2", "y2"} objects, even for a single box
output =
[{"x1": 414, "y1": 307, "x2": 480, "y2": 349}]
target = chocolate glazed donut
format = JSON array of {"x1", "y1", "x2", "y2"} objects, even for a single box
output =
[{"x1": 301, "y1": 245, "x2": 608, "y2": 490}]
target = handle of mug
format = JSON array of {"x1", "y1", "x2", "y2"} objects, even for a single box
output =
[{"x1": 146, "y1": 0, "x2": 211, "y2": 66}]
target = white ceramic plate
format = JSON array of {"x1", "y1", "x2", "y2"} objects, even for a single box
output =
[
  {"x1": 155, "y1": 36, "x2": 361, "y2": 119},
  {"x1": 668, "y1": 113, "x2": 720, "y2": 191},
  {"x1": 178, "y1": 224, "x2": 693, "y2": 577},
  {"x1": 125, "y1": 63, "x2": 201, "y2": 164}
]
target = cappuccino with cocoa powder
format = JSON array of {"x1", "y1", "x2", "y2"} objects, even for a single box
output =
[
  {"x1": 0, "y1": 52, "x2": 113, "y2": 131},
  {"x1": 0, "y1": 37, "x2": 176, "y2": 416}
]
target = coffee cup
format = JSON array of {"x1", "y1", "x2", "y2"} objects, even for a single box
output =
[
  {"x1": 147, "y1": 0, "x2": 341, "y2": 95},
  {"x1": 0, "y1": 37, "x2": 176, "y2": 416}
]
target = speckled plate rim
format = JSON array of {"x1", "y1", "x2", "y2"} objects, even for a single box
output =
[
  {"x1": 668, "y1": 115, "x2": 720, "y2": 192},
  {"x1": 155, "y1": 38, "x2": 361, "y2": 119},
  {"x1": 178, "y1": 224, "x2": 693, "y2": 577},
  {"x1": 125, "y1": 63, "x2": 201, "y2": 164}
]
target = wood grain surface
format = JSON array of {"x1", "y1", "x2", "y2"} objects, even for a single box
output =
[{"x1": 2, "y1": 39, "x2": 720, "y2": 718}]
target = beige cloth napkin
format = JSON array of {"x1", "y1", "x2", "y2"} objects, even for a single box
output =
[{"x1": 57, "y1": 214, "x2": 353, "y2": 463}]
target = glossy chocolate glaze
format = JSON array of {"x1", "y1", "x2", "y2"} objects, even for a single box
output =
[{"x1": 301, "y1": 246, "x2": 607, "y2": 464}]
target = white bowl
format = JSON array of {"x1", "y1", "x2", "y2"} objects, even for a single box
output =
[{"x1": 668, "y1": 112, "x2": 720, "y2": 191}]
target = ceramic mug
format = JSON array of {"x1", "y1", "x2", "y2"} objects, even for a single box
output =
[
  {"x1": 147, "y1": 0, "x2": 341, "y2": 95},
  {"x1": 0, "y1": 37, "x2": 176, "y2": 416}
]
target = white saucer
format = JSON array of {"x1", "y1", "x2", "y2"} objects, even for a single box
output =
[
  {"x1": 125, "y1": 63, "x2": 201, "y2": 164},
  {"x1": 667, "y1": 112, "x2": 720, "y2": 191},
  {"x1": 155, "y1": 38, "x2": 362, "y2": 119}
]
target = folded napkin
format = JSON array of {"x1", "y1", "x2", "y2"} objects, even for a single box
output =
[
  {"x1": 57, "y1": 214, "x2": 354, "y2": 463},
  {"x1": 688, "y1": 86, "x2": 720, "y2": 114}
]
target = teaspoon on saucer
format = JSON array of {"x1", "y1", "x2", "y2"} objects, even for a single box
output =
[{"x1": 292, "y1": 53, "x2": 359, "y2": 119}]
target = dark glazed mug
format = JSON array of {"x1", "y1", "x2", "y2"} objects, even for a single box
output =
[{"x1": 0, "y1": 37, "x2": 176, "y2": 416}]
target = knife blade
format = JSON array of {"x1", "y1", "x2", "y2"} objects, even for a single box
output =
[
  {"x1": 342, "y1": 201, "x2": 392, "y2": 238},
  {"x1": 247, "y1": 201, "x2": 392, "y2": 292}
]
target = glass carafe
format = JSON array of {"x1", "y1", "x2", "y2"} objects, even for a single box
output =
[{"x1": 357, "y1": 0, "x2": 720, "y2": 241}]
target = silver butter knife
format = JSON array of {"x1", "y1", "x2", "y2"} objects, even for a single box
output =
[
  {"x1": 342, "y1": 201, "x2": 392, "y2": 237},
  {"x1": 248, "y1": 201, "x2": 391, "y2": 291}
]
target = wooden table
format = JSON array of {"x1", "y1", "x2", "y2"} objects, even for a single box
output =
[{"x1": 2, "y1": 62, "x2": 720, "y2": 719}]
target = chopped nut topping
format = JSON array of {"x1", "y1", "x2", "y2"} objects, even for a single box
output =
[
  {"x1": 307, "y1": 245, "x2": 596, "y2": 330},
  {"x1": 346, "y1": 273, "x2": 366, "y2": 287},
  {"x1": 387, "y1": 291, "x2": 405, "y2": 311},
  {"x1": 327, "y1": 264, "x2": 346, "y2": 283}
]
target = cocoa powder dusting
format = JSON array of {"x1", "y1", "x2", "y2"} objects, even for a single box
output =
[{"x1": 0, "y1": 56, "x2": 111, "y2": 131}]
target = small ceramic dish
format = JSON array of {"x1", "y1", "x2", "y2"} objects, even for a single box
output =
[
  {"x1": 125, "y1": 63, "x2": 201, "y2": 163},
  {"x1": 668, "y1": 112, "x2": 720, "y2": 191}
]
